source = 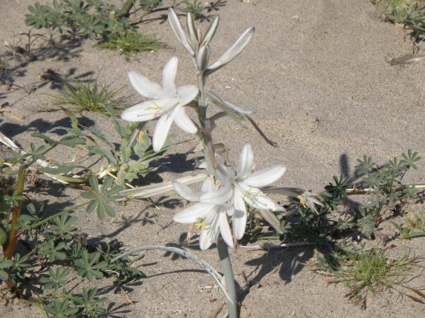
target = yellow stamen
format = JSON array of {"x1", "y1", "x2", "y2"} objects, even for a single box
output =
[
  {"x1": 137, "y1": 131, "x2": 144, "y2": 143},
  {"x1": 143, "y1": 101, "x2": 162, "y2": 116},
  {"x1": 195, "y1": 218, "x2": 207, "y2": 231}
]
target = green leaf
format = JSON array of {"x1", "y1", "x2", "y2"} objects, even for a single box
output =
[
  {"x1": 88, "y1": 145, "x2": 117, "y2": 166},
  {"x1": 81, "y1": 176, "x2": 122, "y2": 220}
]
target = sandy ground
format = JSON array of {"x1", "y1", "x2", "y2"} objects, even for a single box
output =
[{"x1": 1, "y1": 0, "x2": 425, "y2": 317}]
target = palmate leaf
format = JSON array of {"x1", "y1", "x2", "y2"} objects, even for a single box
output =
[
  {"x1": 401, "y1": 149, "x2": 421, "y2": 170},
  {"x1": 49, "y1": 212, "x2": 78, "y2": 239},
  {"x1": 74, "y1": 251, "x2": 107, "y2": 281},
  {"x1": 40, "y1": 268, "x2": 69, "y2": 291},
  {"x1": 44, "y1": 299, "x2": 79, "y2": 317},
  {"x1": 73, "y1": 287, "x2": 108, "y2": 316},
  {"x1": 355, "y1": 155, "x2": 376, "y2": 176},
  {"x1": 25, "y1": 3, "x2": 52, "y2": 29},
  {"x1": 0, "y1": 254, "x2": 13, "y2": 280},
  {"x1": 81, "y1": 176, "x2": 123, "y2": 219}
]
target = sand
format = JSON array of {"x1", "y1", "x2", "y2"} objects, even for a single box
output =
[{"x1": 1, "y1": 0, "x2": 425, "y2": 317}]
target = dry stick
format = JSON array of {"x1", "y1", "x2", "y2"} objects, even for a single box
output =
[
  {"x1": 346, "y1": 184, "x2": 425, "y2": 196},
  {"x1": 241, "y1": 241, "x2": 315, "y2": 251}
]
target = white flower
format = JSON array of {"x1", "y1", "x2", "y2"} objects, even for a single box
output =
[
  {"x1": 173, "y1": 178, "x2": 235, "y2": 250},
  {"x1": 216, "y1": 144, "x2": 286, "y2": 240},
  {"x1": 121, "y1": 57, "x2": 199, "y2": 152}
]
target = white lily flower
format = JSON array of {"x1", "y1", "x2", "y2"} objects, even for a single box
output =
[
  {"x1": 216, "y1": 144, "x2": 286, "y2": 239},
  {"x1": 173, "y1": 178, "x2": 235, "y2": 250},
  {"x1": 121, "y1": 57, "x2": 199, "y2": 152}
]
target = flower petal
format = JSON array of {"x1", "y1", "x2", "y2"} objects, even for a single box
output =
[
  {"x1": 121, "y1": 99, "x2": 175, "y2": 122},
  {"x1": 241, "y1": 184, "x2": 284, "y2": 212},
  {"x1": 219, "y1": 211, "x2": 234, "y2": 248},
  {"x1": 177, "y1": 85, "x2": 199, "y2": 106},
  {"x1": 163, "y1": 57, "x2": 178, "y2": 94},
  {"x1": 216, "y1": 163, "x2": 235, "y2": 185},
  {"x1": 244, "y1": 165, "x2": 286, "y2": 188},
  {"x1": 232, "y1": 190, "x2": 247, "y2": 239},
  {"x1": 173, "y1": 181, "x2": 201, "y2": 201},
  {"x1": 199, "y1": 224, "x2": 215, "y2": 250},
  {"x1": 200, "y1": 185, "x2": 233, "y2": 205},
  {"x1": 173, "y1": 203, "x2": 213, "y2": 223},
  {"x1": 237, "y1": 144, "x2": 254, "y2": 180},
  {"x1": 206, "y1": 27, "x2": 255, "y2": 75},
  {"x1": 201, "y1": 178, "x2": 215, "y2": 193},
  {"x1": 173, "y1": 105, "x2": 197, "y2": 134},
  {"x1": 152, "y1": 111, "x2": 175, "y2": 152},
  {"x1": 128, "y1": 71, "x2": 170, "y2": 99},
  {"x1": 168, "y1": 8, "x2": 195, "y2": 56}
]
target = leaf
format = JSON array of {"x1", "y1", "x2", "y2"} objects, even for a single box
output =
[
  {"x1": 88, "y1": 145, "x2": 117, "y2": 166},
  {"x1": 258, "y1": 209, "x2": 283, "y2": 234},
  {"x1": 81, "y1": 176, "x2": 122, "y2": 220}
]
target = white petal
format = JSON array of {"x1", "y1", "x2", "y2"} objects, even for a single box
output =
[
  {"x1": 168, "y1": 8, "x2": 195, "y2": 56},
  {"x1": 200, "y1": 185, "x2": 233, "y2": 205},
  {"x1": 173, "y1": 181, "x2": 200, "y2": 201},
  {"x1": 237, "y1": 144, "x2": 254, "y2": 180},
  {"x1": 232, "y1": 190, "x2": 247, "y2": 239},
  {"x1": 216, "y1": 163, "x2": 235, "y2": 185},
  {"x1": 121, "y1": 99, "x2": 175, "y2": 122},
  {"x1": 219, "y1": 211, "x2": 234, "y2": 248},
  {"x1": 244, "y1": 165, "x2": 286, "y2": 188},
  {"x1": 225, "y1": 204, "x2": 235, "y2": 217},
  {"x1": 241, "y1": 184, "x2": 284, "y2": 212},
  {"x1": 199, "y1": 225, "x2": 215, "y2": 250},
  {"x1": 177, "y1": 85, "x2": 199, "y2": 106},
  {"x1": 152, "y1": 112, "x2": 175, "y2": 152},
  {"x1": 206, "y1": 27, "x2": 255, "y2": 75},
  {"x1": 163, "y1": 57, "x2": 178, "y2": 94},
  {"x1": 173, "y1": 105, "x2": 197, "y2": 134},
  {"x1": 173, "y1": 203, "x2": 213, "y2": 223},
  {"x1": 201, "y1": 178, "x2": 215, "y2": 193},
  {"x1": 128, "y1": 71, "x2": 170, "y2": 99}
]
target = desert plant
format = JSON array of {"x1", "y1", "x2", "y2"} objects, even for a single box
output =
[
  {"x1": 317, "y1": 247, "x2": 425, "y2": 308},
  {"x1": 54, "y1": 78, "x2": 125, "y2": 114}
]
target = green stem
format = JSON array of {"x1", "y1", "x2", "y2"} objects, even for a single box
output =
[
  {"x1": 217, "y1": 237, "x2": 238, "y2": 318},
  {"x1": 119, "y1": 0, "x2": 136, "y2": 17},
  {"x1": 31, "y1": 201, "x2": 89, "y2": 229},
  {"x1": 5, "y1": 165, "x2": 25, "y2": 259}
]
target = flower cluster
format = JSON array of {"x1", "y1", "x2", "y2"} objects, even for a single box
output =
[
  {"x1": 120, "y1": 9, "x2": 285, "y2": 250},
  {"x1": 173, "y1": 144, "x2": 286, "y2": 250}
]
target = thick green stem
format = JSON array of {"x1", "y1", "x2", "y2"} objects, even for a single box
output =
[
  {"x1": 217, "y1": 237, "x2": 238, "y2": 318},
  {"x1": 5, "y1": 165, "x2": 25, "y2": 259},
  {"x1": 119, "y1": 0, "x2": 136, "y2": 17},
  {"x1": 196, "y1": 62, "x2": 238, "y2": 317}
]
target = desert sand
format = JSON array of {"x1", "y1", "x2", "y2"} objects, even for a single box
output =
[{"x1": 1, "y1": 0, "x2": 425, "y2": 317}]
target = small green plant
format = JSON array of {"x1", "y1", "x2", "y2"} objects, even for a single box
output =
[
  {"x1": 24, "y1": 0, "x2": 219, "y2": 54},
  {"x1": 317, "y1": 247, "x2": 425, "y2": 308},
  {"x1": 389, "y1": 221, "x2": 425, "y2": 239},
  {"x1": 54, "y1": 79, "x2": 125, "y2": 114},
  {"x1": 97, "y1": 30, "x2": 164, "y2": 56},
  {"x1": 372, "y1": 1, "x2": 425, "y2": 39},
  {"x1": 406, "y1": 211, "x2": 425, "y2": 230},
  {"x1": 183, "y1": 0, "x2": 205, "y2": 19}
]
